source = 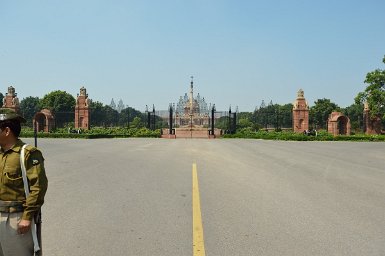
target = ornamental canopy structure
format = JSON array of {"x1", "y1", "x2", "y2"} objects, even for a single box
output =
[{"x1": 33, "y1": 109, "x2": 55, "y2": 132}]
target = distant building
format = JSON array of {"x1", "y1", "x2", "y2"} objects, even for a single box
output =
[
  {"x1": 175, "y1": 78, "x2": 210, "y2": 127},
  {"x1": 110, "y1": 98, "x2": 116, "y2": 110},
  {"x1": 117, "y1": 99, "x2": 125, "y2": 113}
]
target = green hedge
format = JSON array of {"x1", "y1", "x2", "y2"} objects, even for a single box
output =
[
  {"x1": 222, "y1": 129, "x2": 385, "y2": 142},
  {"x1": 20, "y1": 127, "x2": 385, "y2": 141},
  {"x1": 20, "y1": 127, "x2": 161, "y2": 139}
]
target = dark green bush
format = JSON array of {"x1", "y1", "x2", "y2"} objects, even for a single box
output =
[
  {"x1": 20, "y1": 127, "x2": 384, "y2": 141},
  {"x1": 20, "y1": 127, "x2": 161, "y2": 139},
  {"x1": 223, "y1": 130, "x2": 385, "y2": 142}
]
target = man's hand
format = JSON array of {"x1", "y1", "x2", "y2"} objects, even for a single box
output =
[{"x1": 17, "y1": 219, "x2": 31, "y2": 234}]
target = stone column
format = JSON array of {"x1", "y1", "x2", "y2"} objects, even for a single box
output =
[
  {"x1": 2, "y1": 86, "x2": 20, "y2": 113},
  {"x1": 75, "y1": 87, "x2": 90, "y2": 130},
  {"x1": 292, "y1": 89, "x2": 309, "y2": 133}
]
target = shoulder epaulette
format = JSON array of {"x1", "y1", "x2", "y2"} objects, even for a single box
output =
[{"x1": 24, "y1": 144, "x2": 38, "y2": 153}]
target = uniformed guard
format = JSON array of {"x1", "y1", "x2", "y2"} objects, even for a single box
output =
[{"x1": 0, "y1": 108, "x2": 48, "y2": 256}]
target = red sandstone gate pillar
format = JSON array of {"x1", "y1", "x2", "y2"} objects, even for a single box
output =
[
  {"x1": 2, "y1": 86, "x2": 20, "y2": 113},
  {"x1": 75, "y1": 87, "x2": 90, "y2": 130},
  {"x1": 292, "y1": 89, "x2": 309, "y2": 133}
]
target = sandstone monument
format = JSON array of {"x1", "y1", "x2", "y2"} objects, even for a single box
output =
[
  {"x1": 163, "y1": 78, "x2": 220, "y2": 138},
  {"x1": 175, "y1": 77, "x2": 210, "y2": 127},
  {"x1": 33, "y1": 109, "x2": 55, "y2": 132},
  {"x1": 2, "y1": 86, "x2": 20, "y2": 113},
  {"x1": 75, "y1": 86, "x2": 90, "y2": 130},
  {"x1": 292, "y1": 89, "x2": 309, "y2": 133},
  {"x1": 327, "y1": 112, "x2": 351, "y2": 136}
]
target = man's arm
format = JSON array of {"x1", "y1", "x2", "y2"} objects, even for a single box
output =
[{"x1": 22, "y1": 148, "x2": 48, "y2": 221}]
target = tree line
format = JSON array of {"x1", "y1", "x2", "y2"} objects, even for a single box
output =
[
  {"x1": 14, "y1": 90, "x2": 147, "y2": 129},
  {"x1": 233, "y1": 99, "x2": 366, "y2": 132},
  {"x1": 215, "y1": 55, "x2": 385, "y2": 133},
  {"x1": 6, "y1": 55, "x2": 385, "y2": 132}
]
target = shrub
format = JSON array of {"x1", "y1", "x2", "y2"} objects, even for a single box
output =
[
  {"x1": 20, "y1": 127, "x2": 161, "y2": 139},
  {"x1": 222, "y1": 130, "x2": 385, "y2": 142}
]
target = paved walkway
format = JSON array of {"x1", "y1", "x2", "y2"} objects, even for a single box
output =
[{"x1": 23, "y1": 138, "x2": 385, "y2": 256}]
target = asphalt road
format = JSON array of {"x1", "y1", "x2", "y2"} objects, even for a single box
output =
[{"x1": 22, "y1": 138, "x2": 385, "y2": 256}]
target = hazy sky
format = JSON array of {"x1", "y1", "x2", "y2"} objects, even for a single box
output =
[{"x1": 1, "y1": 0, "x2": 384, "y2": 111}]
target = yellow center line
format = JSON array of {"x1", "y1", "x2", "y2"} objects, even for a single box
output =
[{"x1": 192, "y1": 163, "x2": 206, "y2": 256}]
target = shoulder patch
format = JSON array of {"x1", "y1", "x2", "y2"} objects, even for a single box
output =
[{"x1": 23, "y1": 144, "x2": 42, "y2": 162}]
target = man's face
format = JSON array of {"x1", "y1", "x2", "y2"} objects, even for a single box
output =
[{"x1": 0, "y1": 126, "x2": 10, "y2": 146}]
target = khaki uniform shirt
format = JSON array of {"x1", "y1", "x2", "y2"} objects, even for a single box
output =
[{"x1": 0, "y1": 139, "x2": 48, "y2": 220}]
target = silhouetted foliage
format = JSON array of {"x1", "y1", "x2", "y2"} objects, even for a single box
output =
[{"x1": 20, "y1": 96, "x2": 40, "y2": 126}]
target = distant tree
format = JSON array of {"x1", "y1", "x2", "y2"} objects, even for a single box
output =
[
  {"x1": 131, "y1": 116, "x2": 144, "y2": 128},
  {"x1": 39, "y1": 90, "x2": 76, "y2": 127},
  {"x1": 355, "y1": 55, "x2": 385, "y2": 120},
  {"x1": 39, "y1": 90, "x2": 76, "y2": 113},
  {"x1": 215, "y1": 116, "x2": 227, "y2": 130},
  {"x1": 310, "y1": 99, "x2": 340, "y2": 129},
  {"x1": 155, "y1": 115, "x2": 167, "y2": 129},
  {"x1": 118, "y1": 107, "x2": 144, "y2": 127},
  {"x1": 0, "y1": 93, "x2": 3, "y2": 103},
  {"x1": 103, "y1": 105, "x2": 119, "y2": 127},
  {"x1": 251, "y1": 102, "x2": 293, "y2": 130},
  {"x1": 238, "y1": 112, "x2": 253, "y2": 120},
  {"x1": 90, "y1": 101, "x2": 106, "y2": 127},
  {"x1": 235, "y1": 112, "x2": 252, "y2": 129},
  {"x1": 254, "y1": 100, "x2": 271, "y2": 129},
  {"x1": 238, "y1": 118, "x2": 253, "y2": 129},
  {"x1": 278, "y1": 103, "x2": 293, "y2": 128},
  {"x1": 254, "y1": 101, "x2": 281, "y2": 129},
  {"x1": 342, "y1": 103, "x2": 364, "y2": 132},
  {"x1": 254, "y1": 101, "x2": 265, "y2": 127},
  {"x1": 90, "y1": 102, "x2": 145, "y2": 128},
  {"x1": 20, "y1": 97, "x2": 40, "y2": 125}
]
